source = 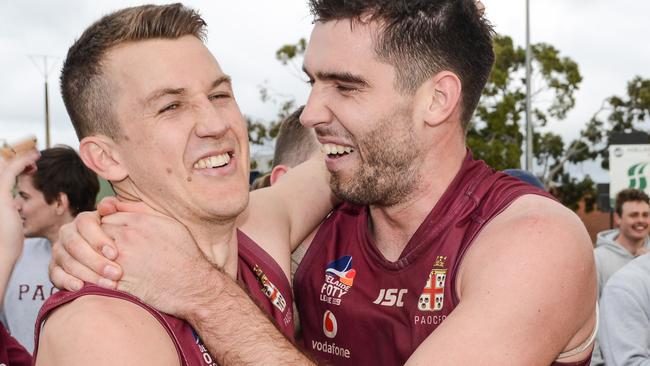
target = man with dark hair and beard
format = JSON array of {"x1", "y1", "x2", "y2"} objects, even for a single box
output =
[{"x1": 51, "y1": 1, "x2": 597, "y2": 365}]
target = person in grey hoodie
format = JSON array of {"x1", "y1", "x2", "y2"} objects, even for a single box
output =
[
  {"x1": 592, "y1": 188, "x2": 650, "y2": 366},
  {"x1": 599, "y1": 253, "x2": 650, "y2": 365},
  {"x1": 595, "y1": 189, "x2": 650, "y2": 297}
]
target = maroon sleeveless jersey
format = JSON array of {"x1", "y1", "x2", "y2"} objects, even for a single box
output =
[
  {"x1": 0, "y1": 322, "x2": 31, "y2": 366},
  {"x1": 33, "y1": 230, "x2": 294, "y2": 365},
  {"x1": 294, "y1": 153, "x2": 591, "y2": 366}
]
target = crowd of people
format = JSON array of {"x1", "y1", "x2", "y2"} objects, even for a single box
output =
[{"x1": 0, "y1": 1, "x2": 646, "y2": 366}]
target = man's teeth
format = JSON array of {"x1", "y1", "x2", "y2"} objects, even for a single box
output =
[
  {"x1": 193, "y1": 153, "x2": 231, "y2": 169},
  {"x1": 322, "y1": 143, "x2": 354, "y2": 155}
]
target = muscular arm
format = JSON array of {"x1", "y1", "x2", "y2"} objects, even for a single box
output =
[
  {"x1": 599, "y1": 271, "x2": 650, "y2": 366},
  {"x1": 406, "y1": 195, "x2": 597, "y2": 365},
  {"x1": 180, "y1": 263, "x2": 315, "y2": 365},
  {"x1": 238, "y1": 154, "x2": 335, "y2": 272},
  {"x1": 35, "y1": 295, "x2": 179, "y2": 366}
]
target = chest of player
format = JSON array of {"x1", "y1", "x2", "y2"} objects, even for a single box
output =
[{"x1": 295, "y1": 214, "x2": 477, "y2": 365}]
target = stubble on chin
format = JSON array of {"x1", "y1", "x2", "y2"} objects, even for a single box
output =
[{"x1": 329, "y1": 111, "x2": 420, "y2": 207}]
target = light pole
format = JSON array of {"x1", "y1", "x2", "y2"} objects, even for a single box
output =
[
  {"x1": 525, "y1": 0, "x2": 533, "y2": 172},
  {"x1": 29, "y1": 55, "x2": 58, "y2": 149}
]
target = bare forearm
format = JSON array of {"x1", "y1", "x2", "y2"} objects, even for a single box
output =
[
  {"x1": 0, "y1": 257, "x2": 17, "y2": 308},
  {"x1": 186, "y1": 267, "x2": 314, "y2": 365}
]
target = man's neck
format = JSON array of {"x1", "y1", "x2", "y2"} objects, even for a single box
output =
[
  {"x1": 615, "y1": 233, "x2": 646, "y2": 256},
  {"x1": 113, "y1": 188, "x2": 241, "y2": 278},
  {"x1": 368, "y1": 143, "x2": 466, "y2": 262},
  {"x1": 186, "y1": 220, "x2": 240, "y2": 278}
]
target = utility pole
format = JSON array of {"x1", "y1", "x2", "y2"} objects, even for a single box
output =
[
  {"x1": 29, "y1": 55, "x2": 58, "y2": 149},
  {"x1": 525, "y1": 0, "x2": 533, "y2": 172}
]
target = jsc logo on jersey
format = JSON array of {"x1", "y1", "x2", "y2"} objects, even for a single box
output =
[
  {"x1": 320, "y1": 255, "x2": 356, "y2": 306},
  {"x1": 373, "y1": 288, "x2": 408, "y2": 307}
]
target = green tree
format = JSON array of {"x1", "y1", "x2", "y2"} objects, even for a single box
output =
[
  {"x1": 593, "y1": 76, "x2": 650, "y2": 170},
  {"x1": 247, "y1": 39, "x2": 307, "y2": 171},
  {"x1": 468, "y1": 34, "x2": 599, "y2": 209},
  {"x1": 469, "y1": 35, "x2": 582, "y2": 173}
]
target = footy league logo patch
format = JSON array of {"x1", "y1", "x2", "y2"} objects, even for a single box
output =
[{"x1": 319, "y1": 255, "x2": 356, "y2": 306}]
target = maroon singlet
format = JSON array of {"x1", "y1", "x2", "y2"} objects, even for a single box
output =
[
  {"x1": 294, "y1": 152, "x2": 591, "y2": 366},
  {"x1": 0, "y1": 322, "x2": 31, "y2": 366},
  {"x1": 33, "y1": 230, "x2": 294, "y2": 366}
]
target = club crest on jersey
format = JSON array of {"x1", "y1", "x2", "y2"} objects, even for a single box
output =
[
  {"x1": 320, "y1": 256, "x2": 356, "y2": 306},
  {"x1": 253, "y1": 265, "x2": 287, "y2": 312},
  {"x1": 417, "y1": 267, "x2": 447, "y2": 312}
]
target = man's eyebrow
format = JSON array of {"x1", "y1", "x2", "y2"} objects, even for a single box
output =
[
  {"x1": 212, "y1": 75, "x2": 232, "y2": 88},
  {"x1": 144, "y1": 76, "x2": 233, "y2": 107},
  {"x1": 302, "y1": 66, "x2": 368, "y2": 87},
  {"x1": 144, "y1": 87, "x2": 185, "y2": 107}
]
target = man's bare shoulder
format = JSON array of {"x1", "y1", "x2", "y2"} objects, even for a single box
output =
[
  {"x1": 456, "y1": 193, "x2": 597, "y2": 361},
  {"x1": 467, "y1": 193, "x2": 594, "y2": 276},
  {"x1": 36, "y1": 294, "x2": 179, "y2": 366}
]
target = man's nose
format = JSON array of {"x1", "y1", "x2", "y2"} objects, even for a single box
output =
[
  {"x1": 301, "y1": 86, "x2": 334, "y2": 129},
  {"x1": 194, "y1": 99, "x2": 229, "y2": 139}
]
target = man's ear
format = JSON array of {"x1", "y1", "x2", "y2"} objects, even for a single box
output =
[
  {"x1": 415, "y1": 71, "x2": 462, "y2": 128},
  {"x1": 270, "y1": 165, "x2": 290, "y2": 186},
  {"x1": 54, "y1": 192, "x2": 70, "y2": 215},
  {"x1": 79, "y1": 136, "x2": 128, "y2": 181}
]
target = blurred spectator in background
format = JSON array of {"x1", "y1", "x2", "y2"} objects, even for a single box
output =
[
  {"x1": 594, "y1": 189, "x2": 650, "y2": 294},
  {"x1": 599, "y1": 252, "x2": 650, "y2": 365},
  {"x1": 591, "y1": 188, "x2": 650, "y2": 366},
  {"x1": 250, "y1": 106, "x2": 321, "y2": 280},
  {"x1": 0, "y1": 145, "x2": 98, "y2": 352},
  {"x1": 1, "y1": 147, "x2": 39, "y2": 364},
  {"x1": 502, "y1": 169, "x2": 546, "y2": 190}
]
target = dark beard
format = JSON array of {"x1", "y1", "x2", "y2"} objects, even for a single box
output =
[{"x1": 330, "y1": 108, "x2": 420, "y2": 207}]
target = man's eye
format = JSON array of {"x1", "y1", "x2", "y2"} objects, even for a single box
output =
[
  {"x1": 209, "y1": 93, "x2": 230, "y2": 101},
  {"x1": 159, "y1": 103, "x2": 180, "y2": 114},
  {"x1": 336, "y1": 84, "x2": 358, "y2": 93},
  {"x1": 305, "y1": 78, "x2": 315, "y2": 86}
]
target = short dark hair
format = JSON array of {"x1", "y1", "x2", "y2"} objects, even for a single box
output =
[
  {"x1": 615, "y1": 188, "x2": 650, "y2": 216},
  {"x1": 61, "y1": 3, "x2": 207, "y2": 140},
  {"x1": 272, "y1": 106, "x2": 319, "y2": 168},
  {"x1": 308, "y1": 0, "x2": 495, "y2": 130},
  {"x1": 31, "y1": 146, "x2": 99, "y2": 216}
]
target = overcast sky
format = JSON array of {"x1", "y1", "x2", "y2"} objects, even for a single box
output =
[{"x1": 1, "y1": 0, "x2": 648, "y2": 182}]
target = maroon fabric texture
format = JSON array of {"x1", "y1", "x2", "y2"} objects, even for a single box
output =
[
  {"x1": 295, "y1": 152, "x2": 589, "y2": 365},
  {"x1": 33, "y1": 230, "x2": 293, "y2": 365},
  {"x1": 0, "y1": 322, "x2": 32, "y2": 366}
]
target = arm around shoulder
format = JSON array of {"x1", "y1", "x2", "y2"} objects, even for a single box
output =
[
  {"x1": 35, "y1": 295, "x2": 180, "y2": 366},
  {"x1": 243, "y1": 155, "x2": 336, "y2": 253}
]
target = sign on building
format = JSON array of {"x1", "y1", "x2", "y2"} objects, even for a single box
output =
[{"x1": 609, "y1": 144, "x2": 650, "y2": 206}]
